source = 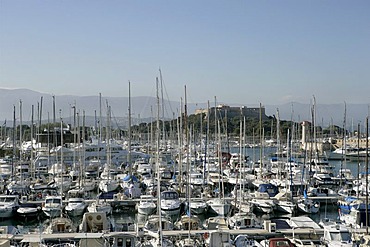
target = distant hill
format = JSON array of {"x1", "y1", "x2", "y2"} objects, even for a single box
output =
[
  {"x1": 264, "y1": 102, "x2": 369, "y2": 129},
  {"x1": 0, "y1": 88, "x2": 368, "y2": 129}
]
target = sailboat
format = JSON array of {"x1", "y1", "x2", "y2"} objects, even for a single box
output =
[
  {"x1": 79, "y1": 211, "x2": 112, "y2": 233},
  {"x1": 98, "y1": 104, "x2": 120, "y2": 193},
  {"x1": 44, "y1": 214, "x2": 75, "y2": 234},
  {"x1": 227, "y1": 211, "x2": 261, "y2": 229},
  {"x1": 120, "y1": 83, "x2": 143, "y2": 198},
  {"x1": 207, "y1": 120, "x2": 231, "y2": 216},
  {"x1": 87, "y1": 198, "x2": 113, "y2": 215},
  {"x1": 145, "y1": 76, "x2": 176, "y2": 246},
  {"x1": 250, "y1": 183, "x2": 278, "y2": 214}
]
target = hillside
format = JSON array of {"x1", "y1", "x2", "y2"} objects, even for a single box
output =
[{"x1": 0, "y1": 88, "x2": 368, "y2": 129}]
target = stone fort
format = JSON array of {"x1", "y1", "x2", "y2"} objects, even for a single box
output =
[{"x1": 195, "y1": 104, "x2": 269, "y2": 120}]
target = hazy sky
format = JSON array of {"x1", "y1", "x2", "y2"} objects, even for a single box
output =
[{"x1": 1, "y1": 1, "x2": 369, "y2": 106}]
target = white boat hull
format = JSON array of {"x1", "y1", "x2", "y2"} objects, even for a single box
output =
[
  {"x1": 161, "y1": 206, "x2": 181, "y2": 216},
  {"x1": 99, "y1": 180, "x2": 119, "y2": 193},
  {"x1": 251, "y1": 199, "x2": 275, "y2": 214},
  {"x1": 16, "y1": 207, "x2": 41, "y2": 220},
  {"x1": 42, "y1": 208, "x2": 62, "y2": 218},
  {"x1": 138, "y1": 205, "x2": 156, "y2": 215},
  {"x1": 275, "y1": 201, "x2": 296, "y2": 214},
  {"x1": 87, "y1": 203, "x2": 112, "y2": 215},
  {"x1": 189, "y1": 201, "x2": 208, "y2": 215},
  {"x1": 207, "y1": 199, "x2": 231, "y2": 216},
  {"x1": 65, "y1": 206, "x2": 86, "y2": 217},
  {"x1": 0, "y1": 207, "x2": 15, "y2": 218}
]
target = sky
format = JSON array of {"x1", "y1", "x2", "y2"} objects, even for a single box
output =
[{"x1": 1, "y1": 1, "x2": 370, "y2": 106}]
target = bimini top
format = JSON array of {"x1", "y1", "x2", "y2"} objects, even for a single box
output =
[{"x1": 257, "y1": 183, "x2": 279, "y2": 197}]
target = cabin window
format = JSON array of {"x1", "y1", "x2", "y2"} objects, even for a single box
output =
[{"x1": 275, "y1": 240, "x2": 290, "y2": 246}]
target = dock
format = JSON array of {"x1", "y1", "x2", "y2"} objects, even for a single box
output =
[
  {"x1": 1, "y1": 228, "x2": 319, "y2": 243},
  {"x1": 0, "y1": 216, "x2": 332, "y2": 244}
]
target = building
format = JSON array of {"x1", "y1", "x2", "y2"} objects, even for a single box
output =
[{"x1": 195, "y1": 104, "x2": 269, "y2": 120}]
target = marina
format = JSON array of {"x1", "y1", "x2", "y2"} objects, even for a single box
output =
[
  {"x1": 1, "y1": 0, "x2": 369, "y2": 245},
  {"x1": 0, "y1": 93, "x2": 369, "y2": 246},
  {"x1": 0, "y1": 139, "x2": 369, "y2": 246}
]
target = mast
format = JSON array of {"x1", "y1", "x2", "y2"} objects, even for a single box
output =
[
  {"x1": 225, "y1": 108, "x2": 230, "y2": 155},
  {"x1": 39, "y1": 96, "x2": 43, "y2": 127},
  {"x1": 106, "y1": 102, "x2": 112, "y2": 181},
  {"x1": 19, "y1": 100, "x2": 23, "y2": 160},
  {"x1": 53, "y1": 95, "x2": 56, "y2": 150},
  {"x1": 184, "y1": 85, "x2": 191, "y2": 241},
  {"x1": 60, "y1": 110, "x2": 64, "y2": 196},
  {"x1": 259, "y1": 103, "x2": 263, "y2": 179},
  {"x1": 155, "y1": 77, "x2": 163, "y2": 246},
  {"x1": 236, "y1": 108, "x2": 242, "y2": 208},
  {"x1": 31, "y1": 105, "x2": 34, "y2": 179},
  {"x1": 159, "y1": 68, "x2": 166, "y2": 147},
  {"x1": 312, "y1": 96, "x2": 318, "y2": 160},
  {"x1": 308, "y1": 99, "x2": 315, "y2": 174},
  {"x1": 242, "y1": 115, "x2": 247, "y2": 196},
  {"x1": 128, "y1": 81, "x2": 132, "y2": 176},
  {"x1": 184, "y1": 86, "x2": 189, "y2": 199},
  {"x1": 38, "y1": 96, "x2": 43, "y2": 146},
  {"x1": 12, "y1": 105, "x2": 16, "y2": 177},
  {"x1": 218, "y1": 120, "x2": 225, "y2": 203},
  {"x1": 82, "y1": 110, "x2": 86, "y2": 187},
  {"x1": 150, "y1": 106, "x2": 153, "y2": 154},
  {"x1": 366, "y1": 116, "x2": 369, "y2": 234},
  {"x1": 214, "y1": 96, "x2": 217, "y2": 155},
  {"x1": 203, "y1": 100, "x2": 210, "y2": 186},
  {"x1": 179, "y1": 98, "x2": 183, "y2": 193},
  {"x1": 276, "y1": 109, "x2": 282, "y2": 179},
  {"x1": 73, "y1": 104, "x2": 77, "y2": 168},
  {"x1": 77, "y1": 110, "x2": 82, "y2": 187},
  {"x1": 47, "y1": 112, "x2": 50, "y2": 171},
  {"x1": 289, "y1": 104, "x2": 294, "y2": 198},
  {"x1": 340, "y1": 102, "x2": 347, "y2": 187},
  {"x1": 99, "y1": 93, "x2": 102, "y2": 144},
  {"x1": 357, "y1": 123, "x2": 360, "y2": 198}
]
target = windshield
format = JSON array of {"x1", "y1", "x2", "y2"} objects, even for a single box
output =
[
  {"x1": 0, "y1": 197, "x2": 15, "y2": 203},
  {"x1": 330, "y1": 232, "x2": 351, "y2": 242},
  {"x1": 46, "y1": 198, "x2": 61, "y2": 204},
  {"x1": 162, "y1": 192, "x2": 178, "y2": 200}
]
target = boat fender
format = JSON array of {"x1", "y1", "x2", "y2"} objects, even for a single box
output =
[
  {"x1": 88, "y1": 215, "x2": 93, "y2": 221},
  {"x1": 94, "y1": 214, "x2": 103, "y2": 223},
  {"x1": 203, "y1": 232, "x2": 209, "y2": 240},
  {"x1": 194, "y1": 222, "x2": 198, "y2": 229}
]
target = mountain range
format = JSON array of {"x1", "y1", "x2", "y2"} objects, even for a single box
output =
[{"x1": 0, "y1": 88, "x2": 368, "y2": 129}]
